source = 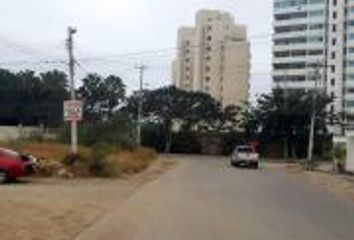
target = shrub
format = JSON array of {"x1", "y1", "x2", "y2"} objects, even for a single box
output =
[
  {"x1": 332, "y1": 143, "x2": 347, "y2": 172},
  {"x1": 99, "y1": 148, "x2": 157, "y2": 177},
  {"x1": 1, "y1": 140, "x2": 157, "y2": 178},
  {"x1": 60, "y1": 113, "x2": 136, "y2": 149}
]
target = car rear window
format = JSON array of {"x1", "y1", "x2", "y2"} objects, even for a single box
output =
[{"x1": 237, "y1": 147, "x2": 253, "y2": 153}]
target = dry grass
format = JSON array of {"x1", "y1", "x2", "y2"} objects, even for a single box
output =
[
  {"x1": 0, "y1": 141, "x2": 158, "y2": 178},
  {"x1": 0, "y1": 141, "x2": 91, "y2": 161},
  {"x1": 103, "y1": 148, "x2": 157, "y2": 177}
]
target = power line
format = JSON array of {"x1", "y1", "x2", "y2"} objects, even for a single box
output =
[{"x1": 0, "y1": 32, "x2": 272, "y2": 73}]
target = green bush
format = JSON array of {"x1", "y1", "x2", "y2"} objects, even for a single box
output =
[{"x1": 60, "y1": 113, "x2": 136, "y2": 149}]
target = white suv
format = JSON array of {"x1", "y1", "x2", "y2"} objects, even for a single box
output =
[{"x1": 231, "y1": 145, "x2": 259, "y2": 169}]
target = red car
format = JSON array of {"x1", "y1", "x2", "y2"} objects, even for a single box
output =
[{"x1": 0, "y1": 148, "x2": 26, "y2": 183}]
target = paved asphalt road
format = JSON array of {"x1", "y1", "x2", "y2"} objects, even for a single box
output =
[{"x1": 77, "y1": 156, "x2": 354, "y2": 240}]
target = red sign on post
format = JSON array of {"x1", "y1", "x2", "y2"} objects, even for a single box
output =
[{"x1": 64, "y1": 100, "x2": 83, "y2": 122}]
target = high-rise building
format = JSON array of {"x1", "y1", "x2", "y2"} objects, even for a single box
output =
[
  {"x1": 172, "y1": 10, "x2": 251, "y2": 107},
  {"x1": 272, "y1": 0, "x2": 354, "y2": 135}
]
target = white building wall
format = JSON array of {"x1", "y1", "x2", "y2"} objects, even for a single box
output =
[
  {"x1": 346, "y1": 131, "x2": 354, "y2": 172},
  {"x1": 173, "y1": 10, "x2": 250, "y2": 107},
  {"x1": 272, "y1": 0, "x2": 354, "y2": 136}
]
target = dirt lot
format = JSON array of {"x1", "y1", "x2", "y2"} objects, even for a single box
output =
[
  {"x1": 281, "y1": 163, "x2": 354, "y2": 202},
  {"x1": 0, "y1": 158, "x2": 175, "y2": 240}
]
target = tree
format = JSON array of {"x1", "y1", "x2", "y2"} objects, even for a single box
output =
[
  {"x1": 126, "y1": 86, "x2": 241, "y2": 153},
  {"x1": 0, "y1": 68, "x2": 69, "y2": 127},
  {"x1": 0, "y1": 69, "x2": 19, "y2": 125},
  {"x1": 78, "y1": 74, "x2": 126, "y2": 122},
  {"x1": 39, "y1": 70, "x2": 69, "y2": 127},
  {"x1": 243, "y1": 88, "x2": 332, "y2": 159}
]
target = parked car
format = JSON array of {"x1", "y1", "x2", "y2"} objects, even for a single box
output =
[
  {"x1": 0, "y1": 148, "x2": 38, "y2": 183},
  {"x1": 231, "y1": 145, "x2": 260, "y2": 169}
]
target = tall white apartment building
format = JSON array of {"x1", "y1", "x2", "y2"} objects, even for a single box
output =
[
  {"x1": 172, "y1": 10, "x2": 251, "y2": 107},
  {"x1": 273, "y1": 0, "x2": 354, "y2": 135}
]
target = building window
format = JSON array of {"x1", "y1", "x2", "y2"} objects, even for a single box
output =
[
  {"x1": 331, "y1": 78, "x2": 335, "y2": 86},
  {"x1": 333, "y1": 11, "x2": 337, "y2": 19},
  {"x1": 206, "y1": 56, "x2": 211, "y2": 61},
  {"x1": 207, "y1": 25, "x2": 212, "y2": 31},
  {"x1": 332, "y1": 38, "x2": 337, "y2": 46},
  {"x1": 205, "y1": 66, "x2": 211, "y2": 72},
  {"x1": 331, "y1": 65, "x2": 336, "y2": 73},
  {"x1": 331, "y1": 92, "x2": 335, "y2": 99},
  {"x1": 205, "y1": 46, "x2": 212, "y2": 51},
  {"x1": 205, "y1": 76, "x2": 211, "y2": 82},
  {"x1": 207, "y1": 35, "x2": 212, "y2": 41},
  {"x1": 332, "y1": 24, "x2": 337, "y2": 32},
  {"x1": 331, "y1": 51, "x2": 336, "y2": 59}
]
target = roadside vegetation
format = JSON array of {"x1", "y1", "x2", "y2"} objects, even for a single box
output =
[
  {"x1": 0, "y1": 67, "x2": 342, "y2": 174},
  {"x1": 0, "y1": 69, "x2": 158, "y2": 178}
]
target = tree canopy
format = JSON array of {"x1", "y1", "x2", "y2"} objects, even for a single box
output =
[
  {"x1": 0, "y1": 69, "x2": 69, "y2": 127},
  {"x1": 243, "y1": 88, "x2": 332, "y2": 158},
  {"x1": 78, "y1": 74, "x2": 126, "y2": 122},
  {"x1": 125, "y1": 86, "x2": 241, "y2": 152}
]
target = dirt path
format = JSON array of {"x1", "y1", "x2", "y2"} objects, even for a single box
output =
[{"x1": 0, "y1": 158, "x2": 175, "y2": 240}]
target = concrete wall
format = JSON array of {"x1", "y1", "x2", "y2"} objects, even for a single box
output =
[
  {"x1": 346, "y1": 133, "x2": 354, "y2": 172},
  {"x1": 0, "y1": 126, "x2": 53, "y2": 141}
]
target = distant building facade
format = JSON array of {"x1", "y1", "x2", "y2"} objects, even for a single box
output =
[
  {"x1": 272, "y1": 0, "x2": 354, "y2": 135},
  {"x1": 172, "y1": 10, "x2": 251, "y2": 107}
]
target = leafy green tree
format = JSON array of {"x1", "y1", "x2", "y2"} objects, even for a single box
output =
[
  {"x1": 39, "y1": 70, "x2": 69, "y2": 127},
  {"x1": 0, "y1": 69, "x2": 18, "y2": 125},
  {"x1": 243, "y1": 88, "x2": 332, "y2": 158},
  {"x1": 126, "y1": 86, "x2": 241, "y2": 153},
  {"x1": 78, "y1": 74, "x2": 126, "y2": 122},
  {"x1": 0, "y1": 68, "x2": 68, "y2": 127}
]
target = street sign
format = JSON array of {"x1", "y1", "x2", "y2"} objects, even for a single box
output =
[{"x1": 63, "y1": 100, "x2": 83, "y2": 122}]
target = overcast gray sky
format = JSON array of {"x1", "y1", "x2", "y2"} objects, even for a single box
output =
[{"x1": 0, "y1": 0, "x2": 272, "y2": 98}]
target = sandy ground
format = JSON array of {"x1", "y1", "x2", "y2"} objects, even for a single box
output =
[
  {"x1": 0, "y1": 158, "x2": 175, "y2": 240},
  {"x1": 285, "y1": 164, "x2": 354, "y2": 203}
]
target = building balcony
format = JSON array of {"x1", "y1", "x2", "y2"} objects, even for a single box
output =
[
  {"x1": 272, "y1": 80, "x2": 316, "y2": 89},
  {"x1": 273, "y1": 68, "x2": 309, "y2": 76},
  {"x1": 272, "y1": 55, "x2": 324, "y2": 64},
  {"x1": 273, "y1": 16, "x2": 325, "y2": 27},
  {"x1": 274, "y1": 4, "x2": 326, "y2": 15},
  {"x1": 272, "y1": 42, "x2": 325, "y2": 52},
  {"x1": 273, "y1": 30, "x2": 325, "y2": 39}
]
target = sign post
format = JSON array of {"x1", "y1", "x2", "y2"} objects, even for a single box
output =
[
  {"x1": 64, "y1": 100, "x2": 83, "y2": 122},
  {"x1": 64, "y1": 100, "x2": 83, "y2": 154}
]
